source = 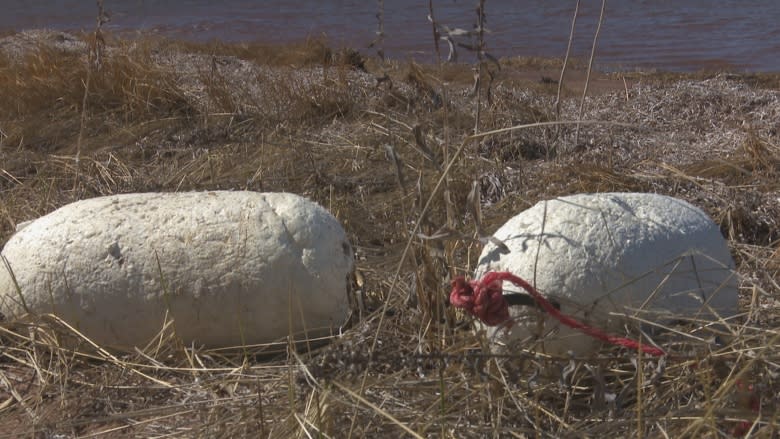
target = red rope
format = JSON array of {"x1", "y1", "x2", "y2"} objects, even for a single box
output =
[{"x1": 450, "y1": 271, "x2": 666, "y2": 357}]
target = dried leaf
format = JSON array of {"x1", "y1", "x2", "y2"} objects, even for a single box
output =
[
  {"x1": 560, "y1": 356, "x2": 577, "y2": 388},
  {"x1": 416, "y1": 225, "x2": 460, "y2": 242},
  {"x1": 412, "y1": 124, "x2": 441, "y2": 170},
  {"x1": 650, "y1": 356, "x2": 666, "y2": 386},
  {"x1": 383, "y1": 144, "x2": 405, "y2": 192},
  {"x1": 442, "y1": 36, "x2": 457, "y2": 63},
  {"x1": 585, "y1": 364, "x2": 605, "y2": 410},
  {"x1": 467, "y1": 179, "x2": 482, "y2": 233}
]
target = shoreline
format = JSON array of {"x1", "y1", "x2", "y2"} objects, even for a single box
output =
[
  {"x1": 4, "y1": 26, "x2": 780, "y2": 75},
  {"x1": 2, "y1": 0, "x2": 779, "y2": 72},
  {"x1": 4, "y1": 28, "x2": 780, "y2": 103}
]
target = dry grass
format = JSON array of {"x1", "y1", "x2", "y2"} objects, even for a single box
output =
[{"x1": 1, "y1": 29, "x2": 779, "y2": 438}]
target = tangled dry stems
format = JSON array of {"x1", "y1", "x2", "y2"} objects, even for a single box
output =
[{"x1": 0, "y1": 30, "x2": 779, "y2": 437}]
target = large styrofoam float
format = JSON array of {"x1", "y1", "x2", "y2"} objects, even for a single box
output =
[
  {"x1": 473, "y1": 192, "x2": 738, "y2": 356},
  {"x1": 0, "y1": 191, "x2": 354, "y2": 349}
]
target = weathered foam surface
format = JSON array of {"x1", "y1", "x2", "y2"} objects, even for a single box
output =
[
  {"x1": 0, "y1": 191, "x2": 353, "y2": 349},
  {"x1": 475, "y1": 192, "x2": 738, "y2": 355}
]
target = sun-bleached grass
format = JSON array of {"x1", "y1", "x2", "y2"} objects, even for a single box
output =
[{"x1": 0, "y1": 27, "x2": 779, "y2": 437}]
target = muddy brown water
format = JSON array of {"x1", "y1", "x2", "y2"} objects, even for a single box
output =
[{"x1": 1, "y1": 0, "x2": 779, "y2": 72}]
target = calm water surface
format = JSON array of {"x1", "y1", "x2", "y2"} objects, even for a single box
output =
[{"x1": 1, "y1": 1, "x2": 779, "y2": 72}]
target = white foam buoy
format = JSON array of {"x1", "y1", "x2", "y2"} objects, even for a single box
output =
[
  {"x1": 474, "y1": 192, "x2": 738, "y2": 356},
  {"x1": 0, "y1": 191, "x2": 354, "y2": 349}
]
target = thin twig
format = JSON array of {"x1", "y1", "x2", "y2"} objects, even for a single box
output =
[
  {"x1": 555, "y1": 0, "x2": 580, "y2": 121},
  {"x1": 574, "y1": 0, "x2": 606, "y2": 146}
]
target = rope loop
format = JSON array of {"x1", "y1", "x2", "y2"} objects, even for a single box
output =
[{"x1": 450, "y1": 271, "x2": 666, "y2": 357}]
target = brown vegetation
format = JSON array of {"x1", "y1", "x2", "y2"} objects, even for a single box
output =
[{"x1": 0, "y1": 29, "x2": 779, "y2": 437}]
